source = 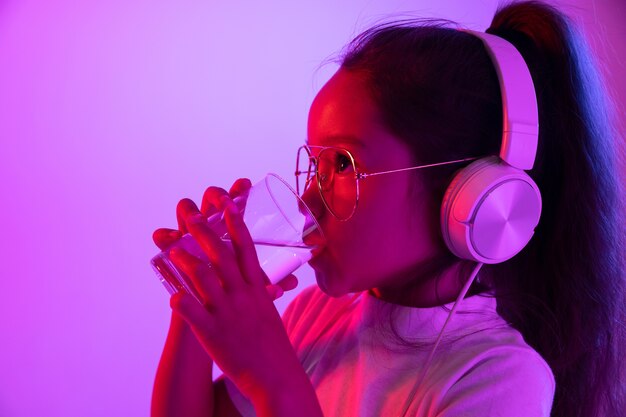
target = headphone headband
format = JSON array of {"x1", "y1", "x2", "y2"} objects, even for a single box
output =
[
  {"x1": 441, "y1": 30, "x2": 543, "y2": 265},
  {"x1": 464, "y1": 30, "x2": 539, "y2": 170}
]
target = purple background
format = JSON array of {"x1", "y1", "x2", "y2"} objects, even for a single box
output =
[{"x1": 0, "y1": 1, "x2": 623, "y2": 416}]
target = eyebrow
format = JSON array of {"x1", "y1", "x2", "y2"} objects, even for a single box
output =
[{"x1": 310, "y1": 135, "x2": 366, "y2": 149}]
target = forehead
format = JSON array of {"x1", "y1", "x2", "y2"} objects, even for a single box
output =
[
  {"x1": 308, "y1": 135, "x2": 366, "y2": 151},
  {"x1": 306, "y1": 69, "x2": 413, "y2": 165},
  {"x1": 307, "y1": 69, "x2": 379, "y2": 147}
]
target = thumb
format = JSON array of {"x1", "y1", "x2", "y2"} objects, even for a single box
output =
[
  {"x1": 265, "y1": 284, "x2": 285, "y2": 300},
  {"x1": 276, "y1": 274, "x2": 298, "y2": 292}
]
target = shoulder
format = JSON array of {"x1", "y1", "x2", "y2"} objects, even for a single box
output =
[{"x1": 433, "y1": 327, "x2": 555, "y2": 416}]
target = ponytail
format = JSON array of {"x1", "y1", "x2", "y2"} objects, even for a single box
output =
[{"x1": 486, "y1": 2, "x2": 626, "y2": 416}]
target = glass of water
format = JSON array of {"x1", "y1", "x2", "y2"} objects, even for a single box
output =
[{"x1": 150, "y1": 173, "x2": 325, "y2": 303}]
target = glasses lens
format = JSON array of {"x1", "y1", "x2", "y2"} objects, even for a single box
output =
[
  {"x1": 317, "y1": 148, "x2": 357, "y2": 220},
  {"x1": 296, "y1": 146, "x2": 315, "y2": 196}
]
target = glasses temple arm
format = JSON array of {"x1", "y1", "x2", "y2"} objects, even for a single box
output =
[{"x1": 358, "y1": 156, "x2": 481, "y2": 179}]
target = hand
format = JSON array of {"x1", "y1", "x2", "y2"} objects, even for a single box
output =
[
  {"x1": 152, "y1": 178, "x2": 298, "y2": 299},
  {"x1": 167, "y1": 195, "x2": 307, "y2": 403}
]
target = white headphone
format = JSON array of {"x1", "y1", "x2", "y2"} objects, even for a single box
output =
[{"x1": 440, "y1": 31, "x2": 542, "y2": 264}]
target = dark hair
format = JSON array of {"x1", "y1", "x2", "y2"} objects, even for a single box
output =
[{"x1": 338, "y1": 1, "x2": 625, "y2": 416}]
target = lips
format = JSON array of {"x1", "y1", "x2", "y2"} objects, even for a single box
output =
[
  {"x1": 303, "y1": 232, "x2": 326, "y2": 262},
  {"x1": 311, "y1": 245, "x2": 325, "y2": 258},
  {"x1": 303, "y1": 228, "x2": 325, "y2": 247}
]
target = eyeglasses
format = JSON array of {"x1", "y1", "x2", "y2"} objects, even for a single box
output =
[{"x1": 295, "y1": 144, "x2": 480, "y2": 221}]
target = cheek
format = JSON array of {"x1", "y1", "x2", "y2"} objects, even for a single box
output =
[
  {"x1": 315, "y1": 180, "x2": 432, "y2": 292},
  {"x1": 359, "y1": 182, "x2": 412, "y2": 238},
  {"x1": 351, "y1": 183, "x2": 429, "y2": 265},
  {"x1": 326, "y1": 195, "x2": 407, "y2": 268},
  {"x1": 325, "y1": 220, "x2": 364, "y2": 258}
]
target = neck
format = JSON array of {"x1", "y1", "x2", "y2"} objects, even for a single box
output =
[{"x1": 370, "y1": 259, "x2": 480, "y2": 308}]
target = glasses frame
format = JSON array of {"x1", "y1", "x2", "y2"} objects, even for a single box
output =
[{"x1": 296, "y1": 144, "x2": 481, "y2": 221}]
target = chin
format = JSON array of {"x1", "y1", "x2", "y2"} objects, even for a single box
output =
[{"x1": 314, "y1": 270, "x2": 352, "y2": 298}]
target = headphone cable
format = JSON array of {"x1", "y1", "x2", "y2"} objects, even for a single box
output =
[{"x1": 398, "y1": 261, "x2": 485, "y2": 417}]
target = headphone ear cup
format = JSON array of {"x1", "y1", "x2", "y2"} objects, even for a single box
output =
[{"x1": 440, "y1": 156, "x2": 542, "y2": 264}]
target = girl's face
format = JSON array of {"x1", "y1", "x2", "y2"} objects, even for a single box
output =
[{"x1": 303, "y1": 68, "x2": 445, "y2": 298}]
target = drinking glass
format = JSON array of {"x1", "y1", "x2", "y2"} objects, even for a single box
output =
[{"x1": 150, "y1": 173, "x2": 324, "y2": 303}]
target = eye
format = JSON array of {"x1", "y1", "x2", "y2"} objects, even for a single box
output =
[{"x1": 336, "y1": 153, "x2": 354, "y2": 173}]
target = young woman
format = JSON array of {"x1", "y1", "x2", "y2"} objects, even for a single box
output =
[{"x1": 151, "y1": 2, "x2": 625, "y2": 416}]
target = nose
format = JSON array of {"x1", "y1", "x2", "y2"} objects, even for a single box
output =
[
  {"x1": 298, "y1": 183, "x2": 327, "y2": 245},
  {"x1": 298, "y1": 181, "x2": 325, "y2": 224}
]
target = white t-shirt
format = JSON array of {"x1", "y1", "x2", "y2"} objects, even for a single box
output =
[{"x1": 225, "y1": 285, "x2": 555, "y2": 416}]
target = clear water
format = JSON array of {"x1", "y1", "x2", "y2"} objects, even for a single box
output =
[{"x1": 150, "y1": 235, "x2": 314, "y2": 302}]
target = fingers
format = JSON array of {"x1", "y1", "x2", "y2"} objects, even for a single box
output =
[
  {"x1": 169, "y1": 179, "x2": 251, "y2": 239},
  {"x1": 222, "y1": 197, "x2": 267, "y2": 287},
  {"x1": 200, "y1": 179, "x2": 251, "y2": 219},
  {"x1": 169, "y1": 246, "x2": 225, "y2": 308},
  {"x1": 265, "y1": 274, "x2": 298, "y2": 301},
  {"x1": 276, "y1": 274, "x2": 298, "y2": 292},
  {"x1": 176, "y1": 198, "x2": 201, "y2": 234},
  {"x1": 265, "y1": 284, "x2": 284, "y2": 300},
  {"x1": 266, "y1": 275, "x2": 299, "y2": 300},
  {"x1": 186, "y1": 213, "x2": 246, "y2": 291},
  {"x1": 162, "y1": 179, "x2": 257, "y2": 295},
  {"x1": 170, "y1": 292, "x2": 214, "y2": 333},
  {"x1": 228, "y1": 178, "x2": 252, "y2": 197},
  {"x1": 201, "y1": 187, "x2": 230, "y2": 217},
  {"x1": 229, "y1": 179, "x2": 252, "y2": 214},
  {"x1": 153, "y1": 228, "x2": 183, "y2": 250}
]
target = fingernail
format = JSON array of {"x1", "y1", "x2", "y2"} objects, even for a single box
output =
[
  {"x1": 226, "y1": 200, "x2": 239, "y2": 216},
  {"x1": 217, "y1": 195, "x2": 232, "y2": 210},
  {"x1": 169, "y1": 230, "x2": 182, "y2": 239},
  {"x1": 169, "y1": 247, "x2": 182, "y2": 258}
]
